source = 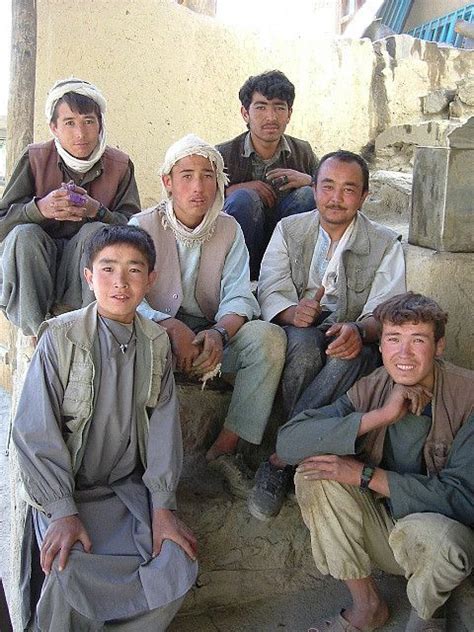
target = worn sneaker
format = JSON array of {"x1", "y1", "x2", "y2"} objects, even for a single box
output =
[
  {"x1": 207, "y1": 453, "x2": 254, "y2": 499},
  {"x1": 247, "y1": 460, "x2": 294, "y2": 521}
]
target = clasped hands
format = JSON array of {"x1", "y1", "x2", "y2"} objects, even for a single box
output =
[
  {"x1": 37, "y1": 180, "x2": 100, "y2": 222},
  {"x1": 169, "y1": 320, "x2": 223, "y2": 377}
]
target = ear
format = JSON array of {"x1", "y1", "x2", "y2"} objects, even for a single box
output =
[
  {"x1": 241, "y1": 105, "x2": 250, "y2": 124},
  {"x1": 359, "y1": 189, "x2": 369, "y2": 209},
  {"x1": 84, "y1": 267, "x2": 93, "y2": 290},
  {"x1": 287, "y1": 107, "x2": 293, "y2": 123},
  {"x1": 162, "y1": 174, "x2": 173, "y2": 196},
  {"x1": 49, "y1": 121, "x2": 58, "y2": 137},
  {"x1": 146, "y1": 270, "x2": 157, "y2": 290},
  {"x1": 435, "y1": 336, "x2": 446, "y2": 357}
]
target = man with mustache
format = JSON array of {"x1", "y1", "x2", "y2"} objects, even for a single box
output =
[
  {"x1": 250, "y1": 150, "x2": 406, "y2": 521},
  {"x1": 217, "y1": 70, "x2": 317, "y2": 279}
]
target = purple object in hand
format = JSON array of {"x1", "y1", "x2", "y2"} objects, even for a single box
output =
[{"x1": 68, "y1": 191, "x2": 87, "y2": 206}]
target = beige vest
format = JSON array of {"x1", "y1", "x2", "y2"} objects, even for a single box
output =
[
  {"x1": 28, "y1": 139, "x2": 129, "y2": 208},
  {"x1": 135, "y1": 203, "x2": 237, "y2": 321}
]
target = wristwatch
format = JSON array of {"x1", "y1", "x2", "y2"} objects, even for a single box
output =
[
  {"x1": 354, "y1": 321, "x2": 367, "y2": 342},
  {"x1": 210, "y1": 325, "x2": 230, "y2": 347},
  {"x1": 96, "y1": 204, "x2": 107, "y2": 221},
  {"x1": 359, "y1": 464, "x2": 376, "y2": 493}
]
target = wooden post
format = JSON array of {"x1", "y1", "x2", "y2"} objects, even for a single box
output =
[
  {"x1": 5, "y1": 3, "x2": 37, "y2": 630},
  {"x1": 6, "y1": 0, "x2": 37, "y2": 179}
]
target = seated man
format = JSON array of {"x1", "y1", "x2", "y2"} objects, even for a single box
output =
[
  {"x1": 131, "y1": 134, "x2": 286, "y2": 498},
  {"x1": 0, "y1": 77, "x2": 140, "y2": 336},
  {"x1": 249, "y1": 150, "x2": 406, "y2": 521},
  {"x1": 278, "y1": 292, "x2": 474, "y2": 632},
  {"x1": 13, "y1": 225, "x2": 197, "y2": 631},
  {"x1": 216, "y1": 70, "x2": 317, "y2": 279}
]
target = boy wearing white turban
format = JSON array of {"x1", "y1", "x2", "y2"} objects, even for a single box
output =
[
  {"x1": 0, "y1": 77, "x2": 140, "y2": 336},
  {"x1": 132, "y1": 134, "x2": 287, "y2": 498}
]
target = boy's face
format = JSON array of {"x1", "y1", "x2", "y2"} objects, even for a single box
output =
[
  {"x1": 50, "y1": 102, "x2": 100, "y2": 159},
  {"x1": 380, "y1": 320, "x2": 445, "y2": 390},
  {"x1": 241, "y1": 92, "x2": 292, "y2": 144},
  {"x1": 84, "y1": 244, "x2": 156, "y2": 324},
  {"x1": 162, "y1": 154, "x2": 217, "y2": 229}
]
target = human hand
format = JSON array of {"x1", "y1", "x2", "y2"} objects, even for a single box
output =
[
  {"x1": 292, "y1": 286, "x2": 324, "y2": 327},
  {"x1": 296, "y1": 454, "x2": 363, "y2": 486},
  {"x1": 166, "y1": 320, "x2": 200, "y2": 374},
  {"x1": 152, "y1": 508, "x2": 197, "y2": 561},
  {"x1": 190, "y1": 329, "x2": 224, "y2": 376},
  {"x1": 326, "y1": 322, "x2": 362, "y2": 360},
  {"x1": 40, "y1": 515, "x2": 92, "y2": 574},
  {"x1": 266, "y1": 168, "x2": 312, "y2": 191},
  {"x1": 64, "y1": 182, "x2": 101, "y2": 219},
  {"x1": 382, "y1": 383, "x2": 433, "y2": 421},
  {"x1": 37, "y1": 187, "x2": 85, "y2": 221},
  {"x1": 227, "y1": 181, "x2": 277, "y2": 208}
]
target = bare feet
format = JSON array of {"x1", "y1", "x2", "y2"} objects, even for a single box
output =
[{"x1": 206, "y1": 428, "x2": 240, "y2": 461}]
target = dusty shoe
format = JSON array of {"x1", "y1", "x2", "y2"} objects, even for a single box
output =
[
  {"x1": 207, "y1": 453, "x2": 253, "y2": 499},
  {"x1": 247, "y1": 460, "x2": 294, "y2": 521},
  {"x1": 405, "y1": 607, "x2": 446, "y2": 632}
]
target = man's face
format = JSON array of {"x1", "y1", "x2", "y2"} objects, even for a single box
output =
[
  {"x1": 50, "y1": 102, "x2": 101, "y2": 159},
  {"x1": 162, "y1": 155, "x2": 217, "y2": 228},
  {"x1": 314, "y1": 158, "x2": 368, "y2": 232},
  {"x1": 241, "y1": 92, "x2": 292, "y2": 145},
  {"x1": 380, "y1": 320, "x2": 445, "y2": 390},
  {"x1": 84, "y1": 244, "x2": 156, "y2": 324}
]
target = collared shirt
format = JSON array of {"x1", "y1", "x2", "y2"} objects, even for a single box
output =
[
  {"x1": 243, "y1": 132, "x2": 292, "y2": 183},
  {"x1": 258, "y1": 212, "x2": 406, "y2": 322}
]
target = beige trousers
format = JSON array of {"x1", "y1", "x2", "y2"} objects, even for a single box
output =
[{"x1": 295, "y1": 475, "x2": 474, "y2": 619}]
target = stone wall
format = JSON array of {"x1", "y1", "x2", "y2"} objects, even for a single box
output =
[{"x1": 33, "y1": 1, "x2": 474, "y2": 207}]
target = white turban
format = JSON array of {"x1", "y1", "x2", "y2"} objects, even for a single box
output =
[
  {"x1": 159, "y1": 134, "x2": 229, "y2": 247},
  {"x1": 46, "y1": 77, "x2": 108, "y2": 173}
]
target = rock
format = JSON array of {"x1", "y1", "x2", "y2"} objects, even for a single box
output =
[
  {"x1": 421, "y1": 89, "x2": 455, "y2": 115},
  {"x1": 363, "y1": 170, "x2": 411, "y2": 235},
  {"x1": 449, "y1": 95, "x2": 467, "y2": 119},
  {"x1": 373, "y1": 121, "x2": 459, "y2": 171},
  {"x1": 457, "y1": 76, "x2": 474, "y2": 106}
]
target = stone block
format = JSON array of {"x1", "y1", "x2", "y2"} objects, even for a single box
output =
[
  {"x1": 421, "y1": 89, "x2": 455, "y2": 115},
  {"x1": 409, "y1": 145, "x2": 474, "y2": 252},
  {"x1": 405, "y1": 243, "x2": 474, "y2": 370}
]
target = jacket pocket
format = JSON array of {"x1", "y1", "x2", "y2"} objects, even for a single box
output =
[{"x1": 62, "y1": 361, "x2": 93, "y2": 428}]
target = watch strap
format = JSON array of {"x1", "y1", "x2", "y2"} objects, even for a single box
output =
[
  {"x1": 354, "y1": 321, "x2": 367, "y2": 342},
  {"x1": 360, "y1": 464, "x2": 375, "y2": 493},
  {"x1": 96, "y1": 204, "x2": 107, "y2": 221},
  {"x1": 210, "y1": 325, "x2": 230, "y2": 347}
]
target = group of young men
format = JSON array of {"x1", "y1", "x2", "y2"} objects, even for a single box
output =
[{"x1": 1, "y1": 71, "x2": 472, "y2": 632}]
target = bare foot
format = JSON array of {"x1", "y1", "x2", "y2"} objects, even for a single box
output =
[{"x1": 341, "y1": 602, "x2": 390, "y2": 631}]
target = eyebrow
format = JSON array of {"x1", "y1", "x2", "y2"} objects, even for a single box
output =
[
  {"x1": 97, "y1": 257, "x2": 145, "y2": 266},
  {"x1": 319, "y1": 177, "x2": 359, "y2": 187},
  {"x1": 383, "y1": 330, "x2": 431, "y2": 338},
  {"x1": 177, "y1": 168, "x2": 215, "y2": 174}
]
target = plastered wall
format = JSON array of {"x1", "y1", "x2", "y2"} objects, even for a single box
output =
[{"x1": 33, "y1": 0, "x2": 474, "y2": 207}]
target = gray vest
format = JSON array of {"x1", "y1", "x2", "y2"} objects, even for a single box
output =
[{"x1": 281, "y1": 211, "x2": 400, "y2": 326}]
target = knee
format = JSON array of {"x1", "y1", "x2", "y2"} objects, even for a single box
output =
[
  {"x1": 224, "y1": 189, "x2": 263, "y2": 221},
  {"x1": 285, "y1": 327, "x2": 325, "y2": 367},
  {"x1": 5, "y1": 223, "x2": 46, "y2": 247},
  {"x1": 240, "y1": 320, "x2": 287, "y2": 366},
  {"x1": 75, "y1": 222, "x2": 106, "y2": 245},
  {"x1": 291, "y1": 185, "x2": 316, "y2": 208},
  {"x1": 390, "y1": 513, "x2": 474, "y2": 570}
]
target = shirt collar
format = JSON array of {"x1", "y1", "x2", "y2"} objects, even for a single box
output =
[{"x1": 243, "y1": 132, "x2": 291, "y2": 159}]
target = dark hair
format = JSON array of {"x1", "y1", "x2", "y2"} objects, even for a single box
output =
[
  {"x1": 51, "y1": 92, "x2": 101, "y2": 125},
  {"x1": 84, "y1": 225, "x2": 156, "y2": 272},
  {"x1": 238, "y1": 70, "x2": 295, "y2": 110},
  {"x1": 373, "y1": 292, "x2": 448, "y2": 342},
  {"x1": 314, "y1": 150, "x2": 369, "y2": 193}
]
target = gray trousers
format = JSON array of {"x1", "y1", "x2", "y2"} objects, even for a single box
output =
[
  {"x1": 0, "y1": 223, "x2": 103, "y2": 336},
  {"x1": 282, "y1": 325, "x2": 381, "y2": 417},
  {"x1": 295, "y1": 477, "x2": 474, "y2": 619},
  {"x1": 36, "y1": 581, "x2": 185, "y2": 632}
]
